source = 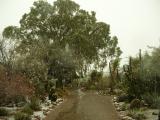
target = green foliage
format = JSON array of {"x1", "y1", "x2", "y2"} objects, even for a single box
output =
[
  {"x1": 90, "y1": 70, "x2": 103, "y2": 83},
  {"x1": 3, "y1": 0, "x2": 121, "y2": 82},
  {"x1": 0, "y1": 108, "x2": 8, "y2": 116},
  {"x1": 2, "y1": 26, "x2": 20, "y2": 39},
  {"x1": 48, "y1": 88, "x2": 57, "y2": 102},
  {"x1": 89, "y1": 85, "x2": 96, "y2": 90},
  {"x1": 123, "y1": 57, "x2": 145, "y2": 99},
  {"x1": 22, "y1": 104, "x2": 33, "y2": 115},
  {"x1": 121, "y1": 103, "x2": 128, "y2": 111},
  {"x1": 55, "y1": 88, "x2": 69, "y2": 97},
  {"x1": 14, "y1": 112, "x2": 31, "y2": 120},
  {"x1": 96, "y1": 76, "x2": 110, "y2": 90},
  {"x1": 13, "y1": 95, "x2": 26, "y2": 105},
  {"x1": 34, "y1": 81, "x2": 46, "y2": 100},
  {"x1": 142, "y1": 47, "x2": 160, "y2": 94},
  {"x1": 120, "y1": 45, "x2": 160, "y2": 116},
  {"x1": 86, "y1": 70, "x2": 104, "y2": 90},
  {"x1": 144, "y1": 47, "x2": 160, "y2": 75},
  {"x1": 29, "y1": 97, "x2": 41, "y2": 111},
  {"x1": 142, "y1": 94, "x2": 160, "y2": 109},
  {"x1": 2, "y1": 0, "x2": 122, "y2": 100},
  {"x1": 127, "y1": 109, "x2": 146, "y2": 120}
]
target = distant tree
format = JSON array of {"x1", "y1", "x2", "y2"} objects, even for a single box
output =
[{"x1": 90, "y1": 70, "x2": 103, "y2": 83}]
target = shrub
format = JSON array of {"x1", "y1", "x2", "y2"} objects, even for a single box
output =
[
  {"x1": 90, "y1": 70, "x2": 103, "y2": 83},
  {"x1": 14, "y1": 112, "x2": 31, "y2": 120},
  {"x1": 89, "y1": 85, "x2": 96, "y2": 90},
  {"x1": 0, "y1": 67, "x2": 34, "y2": 106},
  {"x1": 151, "y1": 96, "x2": 160, "y2": 109},
  {"x1": 29, "y1": 97, "x2": 41, "y2": 111},
  {"x1": 142, "y1": 94, "x2": 154, "y2": 106},
  {"x1": 22, "y1": 105, "x2": 33, "y2": 115},
  {"x1": 121, "y1": 103, "x2": 128, "y2": 111},
  {"x1": 127, "y1": 109, "x2": 136, "y2": 118},
  {"x1": 130, "y1": 99, "x2": 141, "y2": 109},
  {"x1": 127, "y1": 109, "x2": 146, "y2": 120},
  {"x1": 13, "y1": 95, "x2": 26, "y2": 104},
  {"x1": 134, "y1": 113, "x2": 146, "y2": 120},
  {"x1": 49, "y1": 88, "x2": 57, "y2": 102},
  {"x1": 142, "y1": 94, "x2": 160, "y2": 109},
  {"x1": 56, "y1": 88, "x2": 69, "y2": 97},
  {"x1": 0, "y1": 108, "x2": 8, "y2": 116},
  {"x1": 49, "y1": 94, "x2": 57, "y2": 102}
]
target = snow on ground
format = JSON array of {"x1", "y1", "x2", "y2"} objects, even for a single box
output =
[
  {"x1": 145, "y1": 109, "x2": 159, "y2": 120},
  {"x1": 32, "y1": 98, "x2": 64, "y2": 120},
  {"x1": 1, "y1": 97, "x2": 64, "y2": 120}
]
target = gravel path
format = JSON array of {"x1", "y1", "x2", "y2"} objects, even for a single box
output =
[{"x1": 45, "y1": 90, "x2": 119, "y2": 120}]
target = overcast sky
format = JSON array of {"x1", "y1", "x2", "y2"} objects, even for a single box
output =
[{"x1": 0, "y1": 0, "x2": 160, "y2": 63}]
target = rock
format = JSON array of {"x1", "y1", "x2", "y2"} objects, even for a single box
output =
[
  {"x1": 122, "y1": 116, "x2": 134, "y2": 120},
  {"x1": 6, "y1": 103, "x2": 14, "y2": 107},
  {"x1": 116, "y1": 107, "x2": 121, "y2": 111},
  {"x1": 114, "y1": 89, "x2": 123, "y2": 95},
  {"x1": 34, "y1": 115, "x2": 41, "y2": 120},
  {"x1": 43, "y1": 109, "x2": 49, "y2": 113},
  {"x1": 43, "y1": 111, "x2": 48, "y2": 116},
  {"x1": 45, "y1": 102, "x2": 50, "y2": 106},
  {"x1": 49, "y1": 106, "x2": 53, "y2": 109},
  {"x1": 16, "y1": 102, "x2": 25, "y2": 107},
  {"x1": 0, "y1": 117, "x2": 7, "y2": 120},
  {"x1": 119, "y1": 114, "x2": 125, "y2": 118},
  {"x1": 113, "y1": 97, "x2": 117, "y2": 102},
  {"x1": 52, "y1": 102, "x2": 57, "y2": 105},
  {"x1": 56, "y1": 98, "x2": 63, "y2": 103},
  {"x1": 114, "y1": 102, "x2": 119, "y2": 106},
  {"x1": 117, "y1": 94, "x2": 129, "y2": 102}
]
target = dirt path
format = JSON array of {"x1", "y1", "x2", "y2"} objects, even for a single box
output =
[{"x1": 45, "y1": 90, "x2": 119, "y2": 120}]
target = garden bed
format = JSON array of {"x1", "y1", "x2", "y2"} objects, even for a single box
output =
[
  {"x1": 112, "y1": 96, "x2": 159, "y2": 120},
  {"x1": 0, "y1": 97, "x2": 64, "y2": 120}
]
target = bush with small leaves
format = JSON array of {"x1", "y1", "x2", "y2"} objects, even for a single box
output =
[
  {"x1": 56, "y1": 88, "x2": 69, "y2": 97},
  {"x1": 142, "y1": 94, "x2": 160, "y2": 109},
  {"x1": 49, "y1": 94, "x2": 57, "y2": 102},
  {"x1": 121, "y1": 103, "x2": 128, "y2": 111},
  {"x1": 0, "y1": 108, "x2": 8, "y2": 116},
  {"x1": 90, "y1": 85, "x2": 96, "y2": 90},
  {"x1": 22, "y1": 104, "x2": 33, "y2": 115},
  {"x1": 151, "y1": 96, "x2": 160, "y2": 109},
  {"x1": 29, "y1": 97, "x2": 41, "y2": 111},
  {"x1": 49, "y1": 88, "x2": 57, "y2": 102},
  {"x1": 127, "y1": 109, "x2": 146, "y2": 120},
  {"x1": 14, "y1": 112, "x2": 31, "y2": 120}
]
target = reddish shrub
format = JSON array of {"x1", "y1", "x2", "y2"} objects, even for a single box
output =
[{"x1": 0, "y1": 65, "x2": 34, "y2": 105}]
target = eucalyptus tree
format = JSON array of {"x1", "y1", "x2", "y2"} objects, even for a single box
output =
[{"x1": 3, "y1": 0, "x2": 122, "y2": 84}]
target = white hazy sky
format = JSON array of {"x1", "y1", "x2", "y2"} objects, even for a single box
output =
[{"x1": 0, "y1": 0, "x2": 160, "y2": 63}]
